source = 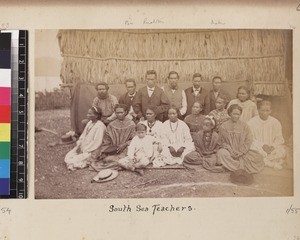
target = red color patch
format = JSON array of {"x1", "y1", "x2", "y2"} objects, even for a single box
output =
[{"x1": 0, "y1": 105, "x2": 10, "y2": 123}]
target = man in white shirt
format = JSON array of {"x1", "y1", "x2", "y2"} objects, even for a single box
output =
[
  {"x1": 247, "y1": 100, "x2": 286, "y2": 169},
  {"x1": 133, "y1": 70, "x2": 170, "y2": 121},
  {"x1": 161, "y1": 71, "x2": 187, "y2": 119},
  {"x1": 184, "y1": 73, "x2": 210, "y2": 115}
]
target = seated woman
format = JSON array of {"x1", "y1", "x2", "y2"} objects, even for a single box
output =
[
  {"x1": 184, "y1": 101, "x2": 206, "y2": 139},
  {"x1": 184, "y1": 116, "x2": 222, "y2": 171},
  {"x1": 140, "y1": 105, "x2": 164, "y2": 141},
  {"x1": 118, "y1": 123, "x2": 163, "y2": 174},
  {"x1": 209, "y1": 94, "x2": 230, "y2": 132},
  {"x1": 96, "y1": 104, "x2": 136, "y2": 163},
  {"x1": 227, "y1": 86, "x2": 258, "y2": 122},
  {"x1": 64, "y1": 106, "x2": 106, "y2": 171},
  {"x1": 154, "y1": 107, "x2": 195, "y2": 167},
  {"x1": 217, "y1": 104, "x2": 264, "y2": 174},
  {"x1": 247, "y1": 100, "x2": 287, "y2": 170}
]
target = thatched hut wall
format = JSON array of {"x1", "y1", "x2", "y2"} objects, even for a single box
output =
[{"x1": 58, "y1": 29, "x2": 290, "y2": 96}]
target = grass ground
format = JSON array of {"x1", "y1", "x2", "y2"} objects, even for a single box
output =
[{"x1": 35, "y1": 109, "x2": 293, "y2": 199}]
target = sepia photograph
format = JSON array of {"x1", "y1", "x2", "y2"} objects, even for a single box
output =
[{"x1": 35, "y1": 29, "x2": 293, "y2": 199}]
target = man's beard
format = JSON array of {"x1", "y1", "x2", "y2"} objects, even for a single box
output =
[{"x1": 170, "y1": 83, "x2": 178, "y2": 90}]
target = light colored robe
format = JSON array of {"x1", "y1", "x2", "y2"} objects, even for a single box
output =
[
  {"x1": 156, "y1": 119, "x2": 195, "y2": 166},
  {"x1": 247, "y1": 115, "x2": 286, "y2": 166},
  {"x1": 217, "y1": 119, "x2": 264, "y2": 173},
  {"x1": 64, "y1": 120, "x2": 106, "y2": 170}
]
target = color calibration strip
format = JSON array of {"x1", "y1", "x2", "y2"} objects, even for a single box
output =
[
  {"x1": 0, "y1": 30, "x2": 28, "y2": 198},
  {"x1": 0, "y1": 32, "x2": 12, "y2": 195}
]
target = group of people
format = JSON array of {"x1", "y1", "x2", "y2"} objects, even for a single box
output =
[{"x1": 64, "y1": 70, "x2": 287, "y2": 177}]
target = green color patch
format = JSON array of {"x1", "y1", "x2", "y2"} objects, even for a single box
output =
[{"x1": 0, "y1": 142, "x2": 10, "y2": 159}]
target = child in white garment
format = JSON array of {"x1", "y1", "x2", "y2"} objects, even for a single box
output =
[{"x1": 118, "y1": 123, "x2": 162, "y2": 174}]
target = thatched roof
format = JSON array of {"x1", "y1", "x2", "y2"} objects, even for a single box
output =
[{"x1": 58, "y1": 29, "x2": 289, "y2": 96}]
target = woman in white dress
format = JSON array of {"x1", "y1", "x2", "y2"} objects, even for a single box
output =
[
  {"x1": 64, "y1": 106, "x2": 106, "y2": 171},
  {"x1": 140, "y1": 105, "x2": 164, "y2": 141},
  {"x1": 154, "y1": 107, "x2": 195, "y2": 167}
]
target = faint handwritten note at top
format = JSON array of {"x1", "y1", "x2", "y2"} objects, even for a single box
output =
[{"x1": 143, "y1": 18, "x2": 165, "y2": 25}]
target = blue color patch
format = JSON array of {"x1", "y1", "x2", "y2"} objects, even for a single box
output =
[
  {"x1": 0, "y1": 178, "x2": 10, "y2": 195},
  {"x1": 0, "y1": 160, "x2": 10, "y2": 178}
]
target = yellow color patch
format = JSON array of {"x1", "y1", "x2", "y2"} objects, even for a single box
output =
[{"x1": 0, "y1": 124, "x2": 10, "y2": 142}]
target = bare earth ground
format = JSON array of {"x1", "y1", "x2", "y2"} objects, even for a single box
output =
[{"x1": 35, "y1": 109, "x2": 293, "y2": 199}]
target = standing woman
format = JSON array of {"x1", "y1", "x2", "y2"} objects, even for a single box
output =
[
  {"x1": 217, "y1": 104, "x2": 264, "y2": 174},
  {"x1": 155, "y1": 107, "x2": 195, "y2": 167},
  {"x1": 140, "y1": 105, "x2": 164, "y2": 141},
  {"x1": 227, "y1": 86, "x2": 258, "y2": 122},
  {"x1": 64, "y1": 106, "x2": 106, "y2": 171}
]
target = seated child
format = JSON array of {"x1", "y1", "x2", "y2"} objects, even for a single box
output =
[
  {"x1": 118, "y1": 123, "x2": 162, "y2": 174},
  {"x1": 247, "y1": 100, "x2": 286, "y2": 169}
]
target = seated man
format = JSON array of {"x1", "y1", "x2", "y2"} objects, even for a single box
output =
[
  {"x1": 92, "y1": 82, "x2": 118, "y2": 125},
  {"x1": 247, "y1": 100, "x2": 286, "y2": 169},
  {"x1": 97, "y1": 104, "x2": 136, "y2": 163}
]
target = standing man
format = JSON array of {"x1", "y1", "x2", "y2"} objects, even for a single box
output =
[
  {"x1": 185, "y1": 73, "x2": 210, "y2": 115},
  {"x1": 92, "y1": 82, "x2": 118, "y2": 125},
  {"x1": 207, "y1": 76, "x2": 231, "y2": 112},
  {"x1": 119, "y1": 79, "x2": 141, "y2": 123},
  {"x1": 162, "y1": 71, "x2": 187, "y2": 119},
  {"x1": 133, "y1": 70, "x2": 170, "y2": 122}
]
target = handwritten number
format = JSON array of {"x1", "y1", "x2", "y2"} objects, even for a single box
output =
[{"x1": 1, "y1": 207, "x2": 11, "y2": 214}]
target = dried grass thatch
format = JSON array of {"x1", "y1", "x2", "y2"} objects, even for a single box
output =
[{"x1": 58, "y1": 29, "x2": 289, "y2": 96}]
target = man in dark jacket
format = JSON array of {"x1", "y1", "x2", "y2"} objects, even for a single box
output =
[
  {"x1": 207, "y1": 76, "x2": 231, "y2": 112},
  {"x1": 133, "y1": 70, "x2": 170, "y2": 121},
  {"x1": 185, "y1": 73, "x2": 210, "y2": 115},
  {"x1": 119, "y1": 79, "x2": 141, "y2": 123}
]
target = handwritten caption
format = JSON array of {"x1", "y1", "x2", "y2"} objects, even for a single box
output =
[
  {"x1": 286, "y1": 204, "x2": 300, "y2": 215},
  {"x1": 109, "y1": 204, "x2": 195, "y2": 215},
  {"x1": 125, "y1": 17, "x2": 165, "y2": 26}
]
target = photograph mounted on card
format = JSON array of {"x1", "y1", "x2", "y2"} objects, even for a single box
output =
[{"x1": 35, "y1": 29, "x2": 293, "y2": 199}]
